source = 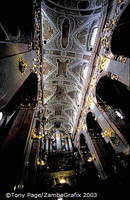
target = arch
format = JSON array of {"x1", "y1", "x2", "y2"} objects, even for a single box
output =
[
  {"x1": 20, "y1": 73, "x2": 38, "y2": 104},
  {"x1": 86, "y1": 112, "x2": 115, "y2": 175},
  {"x1": 111, "y1": 4, "x2": 130, "y2": 58},
  {"x1": 0, "y1": 73, "x2": 38, "y2": 145},
  {"x1": 86, "y1": 112, "x2": 107, "y2": 151},
  {"x1": 4, "y1": 73, "x2": 38, "y2": 115},
  {"x1": 0, "y1": 0, "x2": 33, "y2": 41},
  {"x1": 0, "y1": 24, "x2": 9, "y2": 41},
  {"x1": 80, "y1": 133, "x2": 86, "y2": 147},
  {"x1": 96, "y1": 76, "x2": 130, "y2": 143},
  {"x1": 0, "y1": 111, "x2": 3, "y2": 121},
  {"x1": 0, "y1": 110, "x2": 6, "y2": 129},
  {"x1": 0, "y1": 73, "x2": 38, "y2": 191},
  {"x1": 80, "y1": 133, "x2": 90, "y2": 153},
  {"x1": 79, "y1": 133, "x2": 98, "y2": 180},
  {"x1": 86, "y1": 112, "x2": 102, "y2": 135},
  {"x1": 79, "y1": 133, "x2": 92, "y2": 161}
]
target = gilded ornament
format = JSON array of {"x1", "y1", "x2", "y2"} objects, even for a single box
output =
[
  {"x1": 117, "y1": 55, "x2": 127, "y2": 63},
  {"x1": 31, "y1": 128, "x2": 36, "y2": 135},
  {"x1": 101, "y1": 128, "x2": 115, "y2": 137},
  {"x1": 85, "y1": 95, "x2": 94, "y2": 108},
  {"x1": 101, "y1": 37, "x2": 108, "y2": 47},
  {"x1": 87, "y1": 154, "x2": 96, "y2": 162},
  {"x1": 18, "y1": 57, "x2": 28, "y2": 74},
  {"x1": 98, "y1": 56, "x2": 109, "y2": 71},
  {"x1": 104, "y1": 19, "x2": 116, "y2": 31},
  {"x1": 79, "y1": 121, "x2": 86, "y2": 131},
  {"x1": 90, "y1": 75, "x2": 97, "y2": 88},
  {"x1": 36, "y1": 158, "x2": 46, "y2": 166},
  {"x1": 110, "y1": 73, "x2": 118, "y2": 80},
  {"x1": 31, "y1": 128, "x2": 44, "y2": 139}
]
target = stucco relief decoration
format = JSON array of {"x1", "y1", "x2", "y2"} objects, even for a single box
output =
[
  {"x1": 40, "y1": 0, "x2": 108, "y2": 135},
  {"x1": 101, "y1": 0, "x2": 128, "y2": 58},
  {"x1": 90, "y1": 75, "x2": 97, "y2": 89},
  {"x1": 79, "y1": 119, "x2": 86, "y2": 132},
  {"x1": 43, "y1": 19, "x2": 54, "y2": 40},
  {"x1": 116, "y1": 55, "x2": 128, "y2": 63},
  {"x1": 18, "y1": 57, "x2": 29, "y2": 74},
  {"x1": 110, "y1": 73, "x2": 119, "y2": 80},
  {"x1": 97, "y1": 56, "x2": 109, "y2": 72},
  {"x1": 33, "y1": 4, "x2": 42, "y2": 75},
  {"x1": 42, "y1": 62, "x2": 53, "y2": 75},
  {"x1": 101, "y1": 19, "x2": 116, "y2": 55},
  {"x1": 85, "y1": 95, "x2": 95, "y2": 109}
]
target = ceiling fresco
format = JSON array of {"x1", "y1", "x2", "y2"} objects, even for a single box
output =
[{"x1": 41, "y1": 0, "x2": 107, "y2": 137}]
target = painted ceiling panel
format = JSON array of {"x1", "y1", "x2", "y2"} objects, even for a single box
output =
[{"x1": 41, "y1": 0, "x2": 107, "y2": 136}]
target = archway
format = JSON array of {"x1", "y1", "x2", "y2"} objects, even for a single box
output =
[
  {"x1": 0, "y1": 73, "x2": 38, "y2": 192},
  {"x1": 0, "y1": 0, "x2": 33, "y2": 41},
  {"x1": 96, "y1": 76, "x2": 130, "y2": 143},
  {"x1": 86, "y1": 112, "x2": 115, "y2": 175},
  {"x1": 111, "y1": 4, "x2": 130, "y2": 58},
  {"x1": 79, "y1": 133, "x2": 91, "y2": 160}
]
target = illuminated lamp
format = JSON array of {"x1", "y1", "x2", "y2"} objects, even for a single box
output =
[
  {"x1": 87, "y1": 155, "x2": 96, "y2": 162},
  {"x1": 59, "y1": 177, "x2": 66, "y2": 184}
]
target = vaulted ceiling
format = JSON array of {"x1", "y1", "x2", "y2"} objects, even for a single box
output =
[{"x1": 41, "y1": 0, "x2": 107, "y2": 137}]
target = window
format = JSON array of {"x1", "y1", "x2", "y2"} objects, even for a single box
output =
[
  {"x1": 0, "y1": 112, "x2": 3, "y2": 121},
  {"x1": 90, "y1": 27, "x2": 98, "y2": 47},
  {"x1": 82, "y1": 64, "x2": 89, "y2": 79}
]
